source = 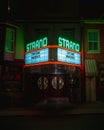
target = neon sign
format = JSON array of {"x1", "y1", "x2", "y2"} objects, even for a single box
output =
[
  {"x1": 26, "y1": 36, "x2": 80, "y2": 52},
  {"x1": 25, "y1": 48, "x2": 49, "y2": 64},
  {"x1": 26, "y1": 37, "x2": 48, "y2": 52},
  {"x1": 58, "y1": 37, "x2": 80, "y2": 52},
  {"x1": 57, "y1": 48, "x2": 81, "y2": 64}
]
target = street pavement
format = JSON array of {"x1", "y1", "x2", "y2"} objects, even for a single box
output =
[{"x1": 0, "y1": 101, "x2": 104, "y2": 116}]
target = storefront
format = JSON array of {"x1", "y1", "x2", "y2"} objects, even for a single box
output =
[
  {"x1": 0, "y1": 23, "x2": 24, "y2": 107},
  {"x1": 85, "y1": 59, "x2": 98, "y2": 102},
  {"x1": 0, "y1": 60, "x2": 24, "y2": 107},
  {"x1": 24, "y1": 36, "x2": 82, "y2": 105}
]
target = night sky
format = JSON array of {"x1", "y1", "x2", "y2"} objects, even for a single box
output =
[
  {"x1": 0, "y1": 0, "x2": 104, "y2": 21},
  {"x1": 81, "y1": 0, "x2": 104, "y2": 1},
  {"x1": 80, "y1": 0, "x2": 104, "y2": 19}
]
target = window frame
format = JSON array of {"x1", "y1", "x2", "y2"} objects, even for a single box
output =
[
  {"x1": 87, "y1": 29, "x2": 100, "y2": 53},
  {"x1": 5, "y1": 27, "x2": 16, "y2": 53}
]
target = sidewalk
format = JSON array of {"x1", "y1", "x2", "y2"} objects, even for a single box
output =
[
  {"x1": 62, "y1": 101, "x2": 104, "y2": 115},
  {"x1": 0, "y1": 101, "x2": 104, "y2": 116}
]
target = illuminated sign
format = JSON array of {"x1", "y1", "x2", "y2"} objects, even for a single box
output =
[
  {"x1": 25, "y1": 36, "x2": 81, "y2": 66},
  {"x1": 58, "y1": 37, "x2": 80, "y2": 52},
  {"x1": 26, "y1": 36, "x2": 80, "y2": 52},
  {"x1": 57, "y1": 48, "x2": 81, "y2": 64},
  {"x1": 26, "y1": 37, "x2": 48, "y2": 52},
  {"x1": 25, "y1": 48, "x2": 49, "y2": 64}
]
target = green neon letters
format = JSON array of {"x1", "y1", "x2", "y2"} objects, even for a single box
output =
[
  {"x1": 26, "y1": 36, "x2": 80, "y2": 52},
  {"x1": 58, "y1": 37, "x2": 80, "y2": 52},
  {"x1": 26, "y1": 37, "x2": 48, "y2": 52}
]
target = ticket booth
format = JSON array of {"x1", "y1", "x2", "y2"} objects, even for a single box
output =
[{"x1": 24, "y1": 36, "x2": 82, "y2": 105}]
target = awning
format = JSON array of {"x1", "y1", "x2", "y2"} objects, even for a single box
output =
[{"x1": 85, "y1": 59, "x2": 98, "y2": 77}]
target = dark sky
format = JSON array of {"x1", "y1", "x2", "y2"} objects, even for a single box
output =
[
  {"x1": 81, "y1": 0, "x2": 104, "y2": 1},
  {"x1": 8, "y1": 0, "x2": 80, "y2": 20},
  {"x1": 80, "y1": 1, "x2": 104, "y2": 19},
  {"x1": 0, "y1": 0, "x2": 104, "y2": 21}
]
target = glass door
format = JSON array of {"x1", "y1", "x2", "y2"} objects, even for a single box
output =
[{"x1": 50, "y1": 75, "x2": 65, "y2": 97}]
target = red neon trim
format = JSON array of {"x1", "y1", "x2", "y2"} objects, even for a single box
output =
[
  {"x1": 24, "y1": 61, "x2": 81, "y2": 68},
  {"x1": 47, "y1": 45, "x2": 81, "y2": 54},
  {"x1": 24, "y1": 44, "x2": 81, "y2": 54}
]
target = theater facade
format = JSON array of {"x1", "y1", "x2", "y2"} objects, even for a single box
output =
[{"x1": 23, "y1": 23, "x2": 83, "y2": 104}]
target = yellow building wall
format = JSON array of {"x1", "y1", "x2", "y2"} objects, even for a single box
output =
[{"x1": 15, "y1": 27, "x2": 25, "y2": 59}]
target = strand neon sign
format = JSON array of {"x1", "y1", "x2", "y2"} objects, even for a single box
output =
[
  {"x1": 25, "y1": 36, "x2": 80, "y2": 52},
  {"x1": 58, "y1": 37, "x2": 80, "y2": 52},
  {"x1": 26, "y1": 37, "x2": 48, "y2": 52}
]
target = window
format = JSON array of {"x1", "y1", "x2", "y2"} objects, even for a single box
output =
[
  {"x1": 5, "y1": 28, "x2": 15, "y2": 52},
  {"x1": 87, "y1": 29, "x2": 100, "y2": 53}
]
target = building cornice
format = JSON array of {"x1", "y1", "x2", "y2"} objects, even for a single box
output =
[{"x1": 81, "y1": 19, "x2": 104, "y2": 24}]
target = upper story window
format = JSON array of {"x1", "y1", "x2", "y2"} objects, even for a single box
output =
[
  {"x1": 5, "y1": 28, "x2": 15, "y2": 52},
  {"x1": 87, "y1": 29, "x2": 100, "y2": 53}
]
